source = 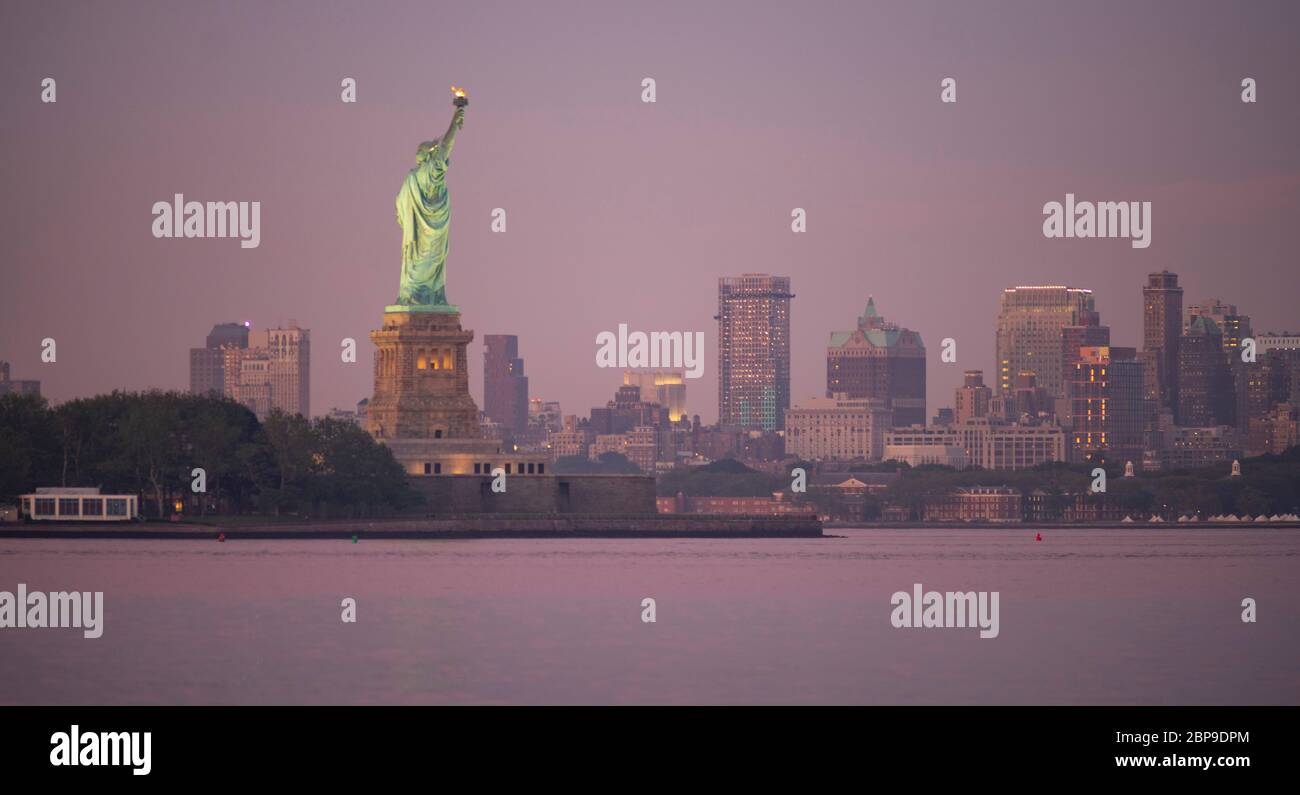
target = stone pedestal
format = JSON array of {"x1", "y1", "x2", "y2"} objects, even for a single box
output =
[
  {"x1": 366, "y1": 308, "x2": 482, "y2": 441},
  {"x1": 366, "y1": 306, "x2": 548, "y2": 477}
]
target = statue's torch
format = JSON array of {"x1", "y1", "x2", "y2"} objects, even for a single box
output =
[{"x1": 451, "y1": 85, "x2": 468, "y2": 108}]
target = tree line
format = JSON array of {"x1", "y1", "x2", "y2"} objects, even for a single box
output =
[
  {"x1": 875, "y1": 454, "x2": 1300, "y2": 520},
  {"x1": 646, "y1": 451, "x2": 1300, "y2": 521},
  {"x1": 0, "y1": 391, "x2": 419, "y2": 518}
]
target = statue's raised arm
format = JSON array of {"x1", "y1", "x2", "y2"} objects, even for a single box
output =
[
  {"x1": 440, "y1": 106, "x2": 464, "y2": 158},
  {"x1": 392, "y1": 103, "x2": 467, "y2": 309}
]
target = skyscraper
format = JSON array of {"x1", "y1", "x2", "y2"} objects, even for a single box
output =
[
  {"x1": 1238, "y1": 347, "x2": 1300, "y2": 447},
  {"x1": 1012, "y1": 370, "x2": 1054, "y2": 421},
  {"x1": 954, "y1": 370, "x2": 991, "y2": 425},
  {"x1": 716, "y1": 274, "x2": 792, "y2": 431},
  {"x1": 222, "y1": 323, "x2": 310, "y2": 419},
  {"x1": 1069, "y1": 346, "x2": 1145, "y2": 467},
  {"x1": 1143, "y1": 271, "x2": 1183, "y2": 412},
  {"x1": 826, "y1": 297, "x2": 926, "y2": 427},
  {"x1": 261, "y1": 324, "x2": 310, "y2": 418},
  {"x1": 1184, "y1": 298, "x2": 1251, "y2": 357},
  {"x1": 1177, "y1": 316, "x2": 1233, "y2": 427},
  {"x1": 189, "y1": 321, "x2": 249, "y2": 397},
  {"x1": 995, "y1": 286, "x2": 1096, "y2": 399},
  {"x1": 1060, "y1": 308, "x2": 1111, "y2": 396},
  {"x1": 483, "y1": 334, "x2": 529, "y2": 438},
  {"x1": 590, "y1": 385, "x2": 668, "y2": 435},
  {"x1": 624, "y1": 370, "x2": 687, "y2": 422}
]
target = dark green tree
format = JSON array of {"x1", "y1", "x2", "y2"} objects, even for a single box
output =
[{"x1": 0, "y1": 393, "x2": 60, "y2": 501}]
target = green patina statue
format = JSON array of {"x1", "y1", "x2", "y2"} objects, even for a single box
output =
[{"x1": 392, "y1": 103, "x2": 465, "y2": 310}]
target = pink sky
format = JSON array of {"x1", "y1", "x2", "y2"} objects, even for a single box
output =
[{"x1": 2, "y1": 0, "x2": 1297, "y2": 422}]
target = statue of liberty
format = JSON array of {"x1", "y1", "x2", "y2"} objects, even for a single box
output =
[{"x1": 393, "y1": 98, "x2": 465, "y2": 308}]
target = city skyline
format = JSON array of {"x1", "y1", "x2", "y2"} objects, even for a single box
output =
[
  {"x1": 3, "y1": 1, "x2": 1299, "y2": 425},
  {"x1": 18, "y1": 268, "x2": 1300, "y2": 428}
]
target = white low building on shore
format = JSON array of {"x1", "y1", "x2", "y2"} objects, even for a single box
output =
[{"x1": 19, "y1": 487, "x2": 140, "y2": 522}]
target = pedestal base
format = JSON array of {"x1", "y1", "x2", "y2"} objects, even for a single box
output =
[
  {"x1": 366, "y1": 306, "x2": 552, "y2": 479},
  {"x1": 365, "y1": 310, "x2": 480, "y2": 441}
]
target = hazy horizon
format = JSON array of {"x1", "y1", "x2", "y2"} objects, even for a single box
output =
[{"x1": 3, "y1": 0, "x2": 1298, "y2": 423}]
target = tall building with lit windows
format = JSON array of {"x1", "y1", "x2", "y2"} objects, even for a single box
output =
[
  {"x1": 1068, "y1": 346, "x2": 1144, "y2": 467},
  {"x1": 1060, "y1": 308, "x2": 1110, "y2": 395},
  {"x1": 995, "y1": 286, "x2": 1096, "y2": 399},
  {"x1": 716, "y1": 274, "x2": 792, "y2": 430},
  {"x1": 1184, "y1": 298, "x2": 1250, "y2": 358}
]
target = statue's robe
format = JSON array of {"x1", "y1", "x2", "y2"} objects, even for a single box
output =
[{"x1": 395, "y1": 144, "x2": 452, "y2": 305}]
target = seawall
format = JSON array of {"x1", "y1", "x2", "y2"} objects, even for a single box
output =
[{"x1": 0, "y1": 514, "x2": 824, "y2": 539}]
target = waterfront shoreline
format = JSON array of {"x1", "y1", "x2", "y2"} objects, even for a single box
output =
[
  {"x1": 827, "y1": 521, "x2": 1300, "y2": 530},
  {"x1": 0, "y1": 515, "x2": 825, "y2": 539},
  {"x1": 3, "y1": 517, "x2": 1297, "y2": 539}
]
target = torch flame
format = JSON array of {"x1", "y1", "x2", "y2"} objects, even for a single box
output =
[{"x1": 451, "y1": 85, "x2": 467, "y2": 98}]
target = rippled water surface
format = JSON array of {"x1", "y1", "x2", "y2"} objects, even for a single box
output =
[{"x1": 1, "y1": 528, "x2": 1296, "y2": 704}]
